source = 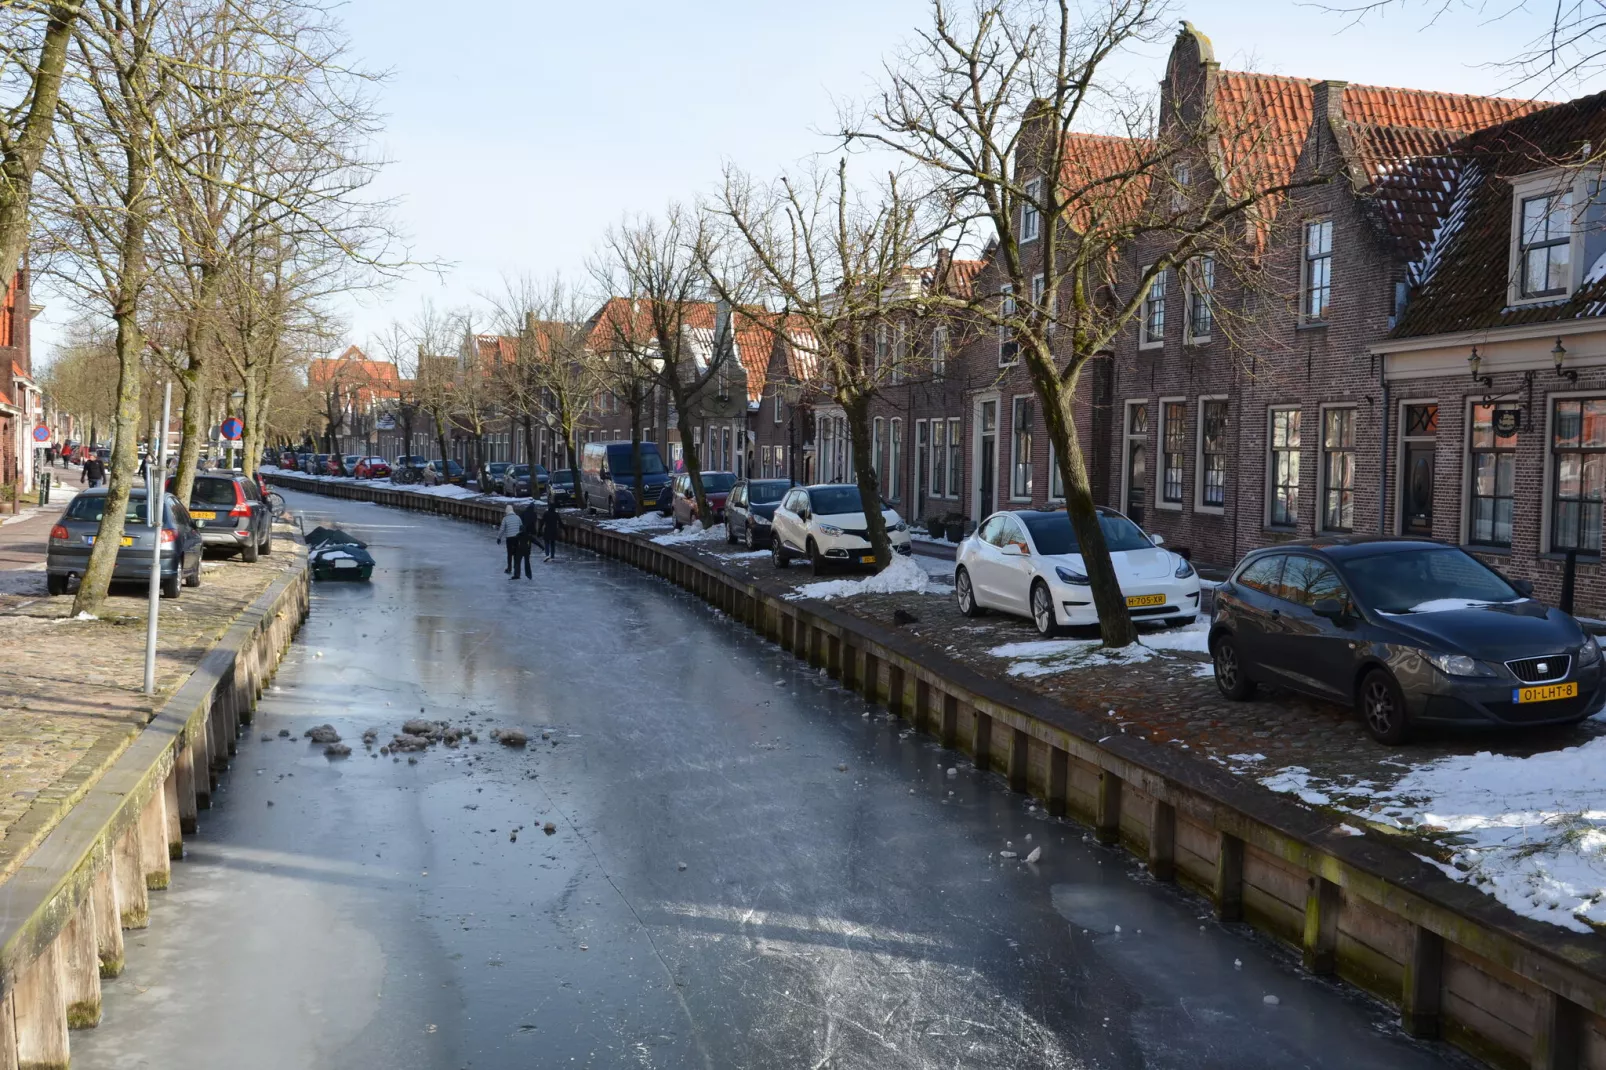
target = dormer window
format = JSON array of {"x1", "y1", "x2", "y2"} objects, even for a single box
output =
[
  {"x1": 1520, "y1": 191, "x2": 1572, "y2": 298},
  {"x1": 1022, "y1": 178, "x2": 1043, "y2": 242}
]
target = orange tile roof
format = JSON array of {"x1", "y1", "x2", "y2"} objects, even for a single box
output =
[{"x1": 1059, "y1": 132, "x2": 1156, "y2": 233}]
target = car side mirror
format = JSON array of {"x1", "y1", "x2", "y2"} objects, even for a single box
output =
[
  {"x1": 1000, "y1": 543, "x2": 1023, "y2": 557},
  {"x1": 1312, "y1": 597, "x2": 1346, "y2": 620},
  {"x1": 1150, "y1": 534, "x2": 1165, "y2": 546},
  {"x1": 1511, "y1": 578, "x2": 1535, "y2": 597}
]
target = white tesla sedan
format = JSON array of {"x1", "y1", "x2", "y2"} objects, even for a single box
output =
[
  {"x1": 771, "y1": 483, "x2": 913, "y2": 572},
  {"x1": 955, "y1": 508, "x2": 1200, "y2": 635}
]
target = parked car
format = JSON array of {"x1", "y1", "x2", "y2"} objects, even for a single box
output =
[
  {"x1": 500, "y1": 463, "x2": 548, "y2": 497},
  {"x1": 546, "y1": 470, "x2": 576, "y2": 507},
  {"x1": 670, "y1": 471, "x2": 735, "y2": 530},
  {"x1": 725, "y1": 478, "x2": 791, "y2": 550},
  {"x1": 1209, "y1": 537, "x2": 1606, "y2": 743},
  {"x1": 341, "y1": 454, "x2": 363, "y2": 476},
  {"x1": 352, "y1": 457, "x2": 391, "y2": 479},
  {"x1": 956, "y1": 508, "x2": 1200, "y2": 638},
  {"x1": 309, "y1": 453, "x2": 330, "y2": 475},
  {"x1": 277, "y1": 450, "x2": 299, "y2": 470},
  {"x1": 425, "y1": 458, "x2": 466, "y2": 485},
  {"x1": 770, "y1": 484, "x2": 913, "y2": 573},
  {"x1": 47, "y1": 487, "x2": 203, "y2": 598},
  {"x1": 477, "y1": 461, "x2": 510, "y2": 492},
  {"x1": 169, "y1": 470, "x2": 273, "y2": 561},
  {"x1": 580, "y1": 440, "x2": 671, "y2": 517}
]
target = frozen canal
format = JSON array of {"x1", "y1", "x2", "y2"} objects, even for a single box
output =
[{"x1": 74, "y1": 490, "x2": 1467, "y2": 1069}]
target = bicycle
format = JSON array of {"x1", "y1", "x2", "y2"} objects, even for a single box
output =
[
  {"x1": 394, "y1": 466, "x2": 423, "y2": 485},
  {"x1": 266, "y1": 490, "x2": 288, "y2": 519}
]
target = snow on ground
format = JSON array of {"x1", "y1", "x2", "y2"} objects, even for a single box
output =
[
  {"x1": 786, "y1": 554, "x2": 950, "y2": 602},
  {"x1": 0, "y1": 506, "x2": 45, "y2": 527},
  {"x1": 651, "y1": 522, "x2": 729, "y2": 546},
  {"x1": 600, "y1": 513, "x2": 674, "y2": 533},
  {"x1": 1138, "y1": 619, "x2": 1210, "y2": 654},
  {"x1": 987, "y1": 636, "x2": 1156, "y2": 678},
  {"x1": 913, "y1": 553, "x2": 957, "y2": 582},
  {"x1": 1259, "y1": 735, "x2": 1606, "y2": 932}
]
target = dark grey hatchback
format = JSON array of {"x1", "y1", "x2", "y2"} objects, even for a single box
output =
[{"x1": 1209, "y1": 537, "x2": 1605, "y2": 742}]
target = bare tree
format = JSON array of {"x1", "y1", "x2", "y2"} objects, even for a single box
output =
[
  {"x1": 715, "y1": 159, "x2": 934, "y2": 568},
  {"x1": 846, "y1": 1, "x2": 1328, "y2": 645},
  {"x1": 0, "y1": 2, "x2": 82, "y2": 285}
]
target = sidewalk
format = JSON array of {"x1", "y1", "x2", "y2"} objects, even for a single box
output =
[{"x1": 0, "y1": 510, "x2": 302, "y2": 887}]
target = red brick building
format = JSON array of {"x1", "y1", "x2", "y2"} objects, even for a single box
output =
[{"x1": 0, "y1": 266, "x2": 39, "y2": 489}]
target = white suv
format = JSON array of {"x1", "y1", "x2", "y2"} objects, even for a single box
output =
[{"x1": 770, "y1": 483, "x2": 913, "y2": 573}]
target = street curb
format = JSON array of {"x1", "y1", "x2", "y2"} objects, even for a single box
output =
[
  {"x1": 0, "y1": 540, "x2": 310, "y2": 1066},
  {"x1": 269, "y1": 473, "x2": 1606, "y2": 1070}
]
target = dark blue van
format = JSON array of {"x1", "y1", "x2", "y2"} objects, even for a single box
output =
[{"x1": 581, "y1": 440, "x2": 671, "y2": 517}]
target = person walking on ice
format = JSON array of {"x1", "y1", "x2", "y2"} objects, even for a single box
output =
[{"x1": 497, "y1": 505, "x2": 523, "y2": 577}]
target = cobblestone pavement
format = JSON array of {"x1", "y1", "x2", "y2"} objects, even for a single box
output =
[
  {"x1": 672, "y1": 529, "x2": 1606, "y2": 809},
  {"x1": 0, "y1": 502, "x2": 300, "y2": 884}
]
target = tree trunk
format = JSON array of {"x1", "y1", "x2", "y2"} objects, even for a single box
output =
[
  {"x1": 674, "y1": 395, "x2": 712, "y2": 528},
  {"x1": 0, "y1": 3, "x2": 79, "y2": 286},
  {"x1": 843, "y1": 392, "x2": 893, "y2": 568},
  {"x1": 629, "y1": 403, "x2": 644, "y2": 516},
  {"x1": 1037, "y1": 366, "x2": 1136, "y2": 648},
  {"x1": 73, "y1": 306, "x2": 145, "y2": 617}
]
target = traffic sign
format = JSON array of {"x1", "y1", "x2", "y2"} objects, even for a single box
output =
[
  {"x1": 221, "y1": 417, "x2": 244, "y2": 441},
  {"x1": 31, "y1": 425, "x2": 50, "y2": 443}
]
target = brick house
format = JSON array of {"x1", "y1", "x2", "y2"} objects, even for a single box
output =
[
  {"x1": 306, "y1": 345, "x2": 402, "y2": 456},
  {"x1": 1372, "y1": 89, "x2": 1606, "y2": 614},
  {"x1": 0, "y1": 266, "x2": 40, "y2": 489}
]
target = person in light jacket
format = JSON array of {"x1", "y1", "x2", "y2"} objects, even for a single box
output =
[{"x1": 496, "y1": 505, "x2": 523, "y2": 577}]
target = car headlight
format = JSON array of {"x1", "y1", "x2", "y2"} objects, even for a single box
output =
[
  {"x1": 817, "y1": 523, "x2": 843, "y2": 536},
  {"x1": 1580, "y1": 634, "x2": 1601, "y2": 665},
  {"x1": 1055, "y1": 565, "x2": 1089, "y2": 585},
  {"x1": 1425, "y1": 652, "x2": 1496, "y2": 678},
  {"x1": 753, "y1": 514, "x2": 770, "y2": 526},
  {"x1": 1174, "y1": 555, "x2": 1195, "y2": 579},
  {"x1": 890, "y1": 520, "x2": 908, "y2": 533}
]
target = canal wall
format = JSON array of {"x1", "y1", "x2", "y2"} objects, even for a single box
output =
[
  {"x1": 0, "y1": 552, "x2": 309, "y2": 1068},
  {"x1": 270, "y1": 473, "x2": 1606, "y2": 1070}
]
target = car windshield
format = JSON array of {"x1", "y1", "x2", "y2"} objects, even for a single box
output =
[
  {"x1": 606, "y1": 448, "x2": 666, "y2": 476},
  {"x1": 748, "y1": 480, "x2": 789, "y2": 504},
  {"x1": 64, "y1": 496, "x2": 164, "y2": 525},
  {"x1": 700, "y1": 473, "x2": 736, "y2": 492},
  {"x1": 1340, "y1": 547, "x2": 1520, "y2": 613},
  {"x1": 808, "y1": 487, "x2": 873, "y2": 515},
  {"x1": 510, "y1": 465, "x2": 527, "y2": 476},
  {"x1": 550, "y1": 472, "x2": 574, "y2": 485},
  {"x1": 1019, "y1": 511, "x2": 1155, "y2": 554},
  {"x1": 190, "y1": 479, "x2": 239, "y2": 506}
]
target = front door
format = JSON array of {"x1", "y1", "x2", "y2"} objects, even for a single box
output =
[
  {"x1": 1400, "y1": 403, "x2": 1437, "y2": 536},
  {"x1": 1125, "y1": 402, "x2": 1149, "y2": 526},
  {"x1": 977, "y1": 400, "x2": 998, "y2": 519}
]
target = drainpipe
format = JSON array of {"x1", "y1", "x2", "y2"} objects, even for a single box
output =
[{"x1": 1378, "y1": 360, "x2": 1390, "y2": 535}]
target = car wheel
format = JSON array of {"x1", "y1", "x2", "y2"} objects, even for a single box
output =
[
  {"x1": 808, "y1": 539, "x2": 827, "y2": 574},
  {"x1": 184, "y1": 560, "x2": 201, "y2": 587},
  {"x1": 745, "y1": 524, "x2": 758, "y2": 551},
  {"x1": 1359, "y1": 669, "x2": 1411, "y2": 744},
  {"x1": 161, "y1": 573, "x2": 181, "y2": 599},
  {"x1": 260, "y1": 529, "x2": 273, "y2": 555},
  {"x1": 772, "y1": 539, "x2": 791, "y2": 569},
  {"x1": 1212, "y1": 633, "x2": 1257, "y2": 700},
  {"x1": 955, "y1": 566, "x2": 985, "y2": 618},
  {"x1": 47, "y1": 574, "x2": 66, "y2": 596},
  {"x1": 1030, "y1": 580, "x2": 1061, "y2": 637},
  {"x1": 241, "y1": 538, "x2": 259, "y2": 563},
  {"x1": 726, "y1": 519, "x2": 737, "y2": 545}
]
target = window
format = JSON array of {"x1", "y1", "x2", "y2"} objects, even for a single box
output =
[
  {"x1": 1322, "y1": 408, "x2": 1355, "y2": 531},
  {"x1": 1236, "y1": 554, "x2": 1285, "y2": 594},
  {"x1": 875, "y1": 326, "x2": 889, "y2": 376},
  {"x1": 889, "y1": 418, "x2": 902, "y2": 500},
  {"x1": 1269, "y1": 408, "x2": 1301, "y2": 527},
  {"x1": 1171, "y1": 162, "x2": 1190, "y2": 213},
  {"x1": 1185, "y1": 256, "x2": 1214, "y2": 342},
  {"x1": 1198, "y1": 398, "x2": 1228, "y2": 510},
  {"x1": 931, "y1": 326, "x2": 948, "y2": 377},
  {"x1": 890, "y1": 327, "x2": 906, "y2": 384},
  {"x1": 1011, "y1": 396, "x2": 1034, "y2": 500},
  {"x1": 999, "y1": 285, "x2": 1018, "y2": 365},
  {"x1": 1550, "y1": 397, "x2": 1606, "y2": 552},
  {"x1": 871, "y1": 417, "x2": 884, "y2": 484},
  {"x1": 1031, "y1": 273, "x2": 1052, "y2": 334},
  {"x1": 1048, "y1": 443, "x2": 1064, "y2": 500},
  {"x1": 914, "y1": 420, "x2": 928, "y2": 505},
  {"x1": 1160, "y1": 401, "x2": 1185, "y2": 505},
  {"x1": 1022, "y1": 177, "x2": 1043, "y2": 242},
  {"x1": 931, "y1": 418, "x2": 947, "y2": 499},
  {"x1": 1520, "y1": 191, "x2": 1572, "y2": 298},
  {"x1": 947, "y1": 417, "x2": 962, "y2": 499},
  {"x1": 1469, "y1": 403, "x2": 1517, "y2": 547},
  {"x1": 773, "y1": 393, "x2": 783, "y2": 424},
  {"x1": 1279, "y1": 555, "x2": 1348, "y2": 609},
  {"x1": 1139, "y1": 267, "x2": 1166, "y2": 348},
  {"x1": 1124, "y1": 402, "x2": 1149, "y2": 524},
  {"x1": 1303, "y1": 220, "x2": 1333, "y2": 322}
]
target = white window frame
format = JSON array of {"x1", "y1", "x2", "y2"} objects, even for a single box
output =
[
  {"x1": 773, "y1": 392, "x2": 783, "y2": 424},
  {"x1": 1021, "y1": 177, "x2": 1043, "y2": 242},
  {"x1": 1508, "y1": 169, "x2": 1590, "y2": 307},
  {"x1": 1031, "y1": 272, "x2": 1053, "y2": 336},
  {"x1": 1171, "y1": 162, "x2": 1190, "y2": 214},
  {"x1": 890, "y1": 325, "x2": 905, "y2": 384},
  {"x1": 1265, "y1": 405, "x2": 1303, "y2": 530},
  {"x1": 872, "y1": 416, "x2": 884, "y2": 483},
  {"x1": 998, "y1": 285, "x2": 1018, "y2": 366},
  {"x1": 1317, "y1": 403, "x2": 1358, "y2": 533},
  {"x1": 1301, "y1": 220, "x2": 1334, "y2": 324},
  {"x1": 1047, "y1": 442, "x2": 1064, "y2": 502},
  {"x1": 913, "y1": 418, "x2": 928, "y2": 505},
  {"x1": 1194, "y1": 394, "x2": 1229, "y2": 515},
  {"x1": 1183, "y1": 254, "x2": 1215, "y2": 345},
  {"x1": 1540, "y1": 388, "x2": 1606, "y2": 556},
  {"x1": 889, "y1": 417, "x2": 902, "y2": 501},
  {"x1": 931, "y1": 325, "x2": 948, "y2": 378},
  {"x1": 1009, "y1": 394, "x2": 1034, "y2": 502},
  {"x1": 1138, "y1": 265, "x2": 1166, "y2": 349},
  {"x1": 1157, "y1": 396, "x2": 1187, "y2": 511}
]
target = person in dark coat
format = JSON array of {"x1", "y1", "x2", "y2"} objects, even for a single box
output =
[
  {"x1": 513, "y1": 500, "x2": 538, "y2": 579},
  {"x1": 82, "y1": 455, "x2": 106, "y2": 488},
  {"x1": 541, "y1": 499, "x2": 561, "y2": 561}
]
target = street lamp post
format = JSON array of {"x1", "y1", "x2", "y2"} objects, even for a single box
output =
[{"x1": 144, "y1": 379, "x2": 172, "y2": 695}]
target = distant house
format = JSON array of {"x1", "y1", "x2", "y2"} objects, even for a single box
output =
[
  {"x1": 306, "y1": 345, "x2": 401, "y2": 455},
  {"x1": 0, "y1": 266, "x2": 40, "y2": 489}
]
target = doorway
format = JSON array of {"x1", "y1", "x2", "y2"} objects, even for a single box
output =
[
  {"x1": 1124, "y1": 402, "x2": 1149, "y2": 525},
  {"x1": 1399, "y1": 402, "x2": 1437, "y2": 536},
  {"x1": 975, "y1": 398, "x2": 998, "y2": 520}
]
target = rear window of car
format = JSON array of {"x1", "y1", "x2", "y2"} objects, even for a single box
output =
[
  {"x1": 1236, "y1": 554, "x2": 1284, "y2": 593},
  {"x1": 748, "y1": 480, "x2": 788, "y2": 504},
  {"x1": 700, "y1": 473, "x2": 736, "y2": 492},
  {"x1": 64, "y1": 496, "x2": 159, "y2": 524},
  {"x1": 191, "y1": 478, "x2": 240, "y2": 506}
]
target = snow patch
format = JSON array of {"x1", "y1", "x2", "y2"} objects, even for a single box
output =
[
  {"x1": 786, "y1": 555, "x2": 949, "y2": 602},
  {"x1": 1139, "y1": 619, "x2": 1209, "y2": 654},
  {"x1": 651, "y1": 522, "x2": 729, "y2": 546},
  {"x1": 600, "y1": 513, "x2": 673, "y2": 533},
  {"x1": 988, "y1": 636, "x2": 1155, "y2": 678},
  {"x1": 1259, "y1": 767, "x2": 1332, "y2": 806}
]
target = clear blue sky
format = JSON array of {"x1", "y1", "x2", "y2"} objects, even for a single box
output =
[{"x1": 31, "y1": 0, "x2": 1606, "y2": 362}]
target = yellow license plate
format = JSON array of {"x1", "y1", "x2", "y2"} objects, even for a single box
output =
[
  {"x1": 87, "y1": 536, "x2": 135, "y2": 546},
  {"x1": 1515, "y1": 682, "x2": 1576, "y2": 703},
  {"x1": 191, "y1": 510, "x2": 216, "y2": 519},
  {"x1": 860, "y1": 554, "x2": 876, "y2": 564},
  {"x1": 1126, "y1": 593, "x2": 1165, "y2": 607}
]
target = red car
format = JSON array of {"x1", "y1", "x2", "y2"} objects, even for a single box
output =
[
  {"x1": 670, "y1": 470, "x2": 736, "y2": 530},
  {"x1": 352, "y1": 457, "x2": 391, "y2": 479}
]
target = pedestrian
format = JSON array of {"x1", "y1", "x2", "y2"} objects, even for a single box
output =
[
  {"x1": 82, "y1": 454, "x2": 105, "y2": 488},
  {"x1": 514, "y1": 499, "x2": 539, "y2": 579},
  {"x1": 497, "y1": 504, "x2": 523, "y2": 577},
  {"x1": 541, "y1": 497, "x2": 561, "y2": 561}
]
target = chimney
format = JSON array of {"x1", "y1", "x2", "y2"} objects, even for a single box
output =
[{"x1": 934, "y1": 248, "x2": 953, "y2": 291}]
